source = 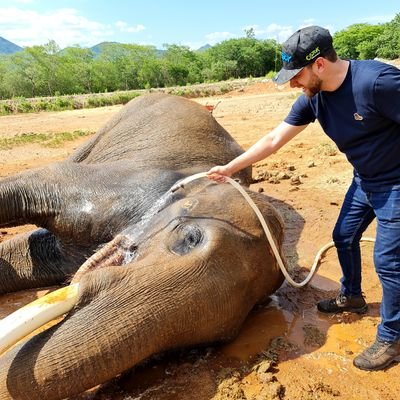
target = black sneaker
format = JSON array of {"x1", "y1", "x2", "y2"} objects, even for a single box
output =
[
  {"x1": 353, "y1": 339, "x2": 400, "y2": 371},
  {"x1": 317, "y1": 292, "x2": 368, "y2": 314}
]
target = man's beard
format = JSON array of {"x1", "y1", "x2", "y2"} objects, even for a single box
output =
[{"x1": 304, "y1": 71, "x2": 322, "y2": 97}]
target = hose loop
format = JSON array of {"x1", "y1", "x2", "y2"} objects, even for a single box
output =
[{"x1": 170, "y1": 173, "x2": 375, "y2": 288}]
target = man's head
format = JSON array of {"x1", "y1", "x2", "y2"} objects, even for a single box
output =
[{"x1": 273, "y1": 26, "x2": 335, "y2": 86}]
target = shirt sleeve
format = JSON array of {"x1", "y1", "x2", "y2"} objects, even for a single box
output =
[
  {"x1": 284, "y1": 94, "x2": 316, "y2": 126},
  {"x1": 374, "y1": 66, "x2": 400, "y2": 124}
]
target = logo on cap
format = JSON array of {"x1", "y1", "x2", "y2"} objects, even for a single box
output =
[
  {"x1": 306, "y1": 47, "x2": 320, "y2": 61},
  {"x1": 281, "y1": 52, "x2": 292, "y2": 62}
]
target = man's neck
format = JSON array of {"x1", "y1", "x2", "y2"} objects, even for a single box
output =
[{"x1": 322, "y1": 59, "x2": 350, "y2": 92}]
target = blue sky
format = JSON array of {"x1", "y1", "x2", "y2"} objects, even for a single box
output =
[{"x1": 0, "y1": 0, "x2": 398, "y2": 49}]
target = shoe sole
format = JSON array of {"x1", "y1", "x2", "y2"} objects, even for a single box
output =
[
  {"x1": 354, "y1": 355, "x2": 400, "y2": 371},
  {"x1": 317, "y1": 304, "x2": 368, "y2": 314}
]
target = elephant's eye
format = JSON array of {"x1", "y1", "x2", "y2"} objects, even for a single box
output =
[{"x1": 170, "y1": 223, "x2": 203, "y2": 255}]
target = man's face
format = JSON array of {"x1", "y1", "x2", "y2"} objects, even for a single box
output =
[{"x1": 289, "y1": 64, "x2": 322, "y2": 97}]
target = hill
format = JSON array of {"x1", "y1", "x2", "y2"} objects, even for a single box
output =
[
  {"x1": 0, "y1": 37, "x2": 210, "y2": 57},
  {"x1": 90, "y1": 41, "x2": 120, "y2": 56},
  {"x1": 0, "y1": 37, "x2": 22, "y2": 54}
]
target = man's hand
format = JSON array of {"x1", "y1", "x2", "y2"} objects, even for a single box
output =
[{"x1": 206, "y1": 165, "x2": 233, "y2": 183}]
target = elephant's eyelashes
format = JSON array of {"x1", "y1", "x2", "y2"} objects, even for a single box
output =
[{"x1": 169, "y1": 224, "x2": 204, "y2": 255}]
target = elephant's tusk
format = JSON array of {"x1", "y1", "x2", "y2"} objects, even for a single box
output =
[{"x1": 0, "y1": 283, "x2": 79, "y2": 356}]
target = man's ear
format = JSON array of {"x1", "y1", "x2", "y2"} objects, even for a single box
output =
[{"x1": 313, "y1": 57, "x2": 326, "y2": 74}]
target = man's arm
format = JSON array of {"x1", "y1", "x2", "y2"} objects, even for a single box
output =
[{"x1": 207, "y1": 121, "x2": 308, "y2": 182}]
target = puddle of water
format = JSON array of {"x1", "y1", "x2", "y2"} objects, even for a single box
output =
[
  {"x1": 310, "y1": 273, "x2": 340, "y2": 292},
  {"x1": 221, "y1": 306, "x2": 292, "y2": 362}
]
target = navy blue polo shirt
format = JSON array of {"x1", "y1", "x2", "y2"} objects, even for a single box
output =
[{"x1": 285, "y1": 60, "x2": 400, "y2": 191}]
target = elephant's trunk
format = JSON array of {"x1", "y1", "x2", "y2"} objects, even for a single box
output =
[
  {"x1": 0, "y1": 253, "x2": 261, "y2": 399},
  {"x1": 0, "y1": 171, "x2": 61, "y2": 228}
]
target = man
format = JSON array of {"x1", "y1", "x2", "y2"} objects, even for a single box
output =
[{"x1": 207, "y1": 25, "x2": 400, "y2": 371}]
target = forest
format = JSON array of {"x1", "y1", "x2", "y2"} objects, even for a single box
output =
[{"x1": 0, "y1": 14, "x2": 398, "y2": 100}]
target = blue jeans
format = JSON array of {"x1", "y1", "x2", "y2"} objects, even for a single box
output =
[{"x1": 333, "y1": 178, "x2": 400, "y2": 342}]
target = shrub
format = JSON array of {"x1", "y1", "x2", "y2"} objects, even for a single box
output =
[
  {"x1": 0, "y1": 130, "x2": 93, "y2": 150},
  {"x1": 265, "y1": 71, "x2": 276, "y2": 79},
  {"x1": 53, "y1": 97, "x2": 74, "y2": 110}
]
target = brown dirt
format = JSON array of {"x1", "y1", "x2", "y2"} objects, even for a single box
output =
[{"x1": 0, "y1": 81, "x2": 397, "y2": 400}]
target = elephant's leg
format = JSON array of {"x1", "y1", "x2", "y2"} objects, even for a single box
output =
[{"x1": 0, "y1": 228, "x2": 89, "y2": 294}]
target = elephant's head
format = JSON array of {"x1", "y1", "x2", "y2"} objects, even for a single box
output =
[
  {"x1": 0, "y1": 179, "x2": 285, "y2": 399},
  {"x1": 0, "y1": 93, "x2": 287, "y2": 399}
]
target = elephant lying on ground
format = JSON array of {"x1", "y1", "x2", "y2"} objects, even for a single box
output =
[{"x1": 0, "y1": 93, "x2": 285, "y2": 399}]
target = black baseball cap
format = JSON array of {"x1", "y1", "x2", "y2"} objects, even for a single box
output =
[{"x1": 273, "y1": 26, "x2": 333, "y2": 85}]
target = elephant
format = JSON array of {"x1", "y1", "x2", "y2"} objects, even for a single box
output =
[{"x1": 0, "y1": 93, "x2": 285, "y2": 399}]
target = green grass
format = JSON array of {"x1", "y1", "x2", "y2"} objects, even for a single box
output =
[
  {"x1": 0, "y1": 77, "x2": 267, "y2": 116},
  {"x1": 0, "y1": 130, "x2": 93, "y2": 150},
  {"x1": 0, "y1": 92, "x2": 141, "y2": 116}
]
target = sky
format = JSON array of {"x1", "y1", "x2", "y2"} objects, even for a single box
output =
[{"x1": 0, "y1": 0, "x2": 398, "y2": 50}]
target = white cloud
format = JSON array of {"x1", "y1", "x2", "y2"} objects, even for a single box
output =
[
  {"x1": 205, "y1": 31, "x2": 238, "y2": 45},
  {"x1": 178, "y1": 41, "x2": 206, "y2": 50},
  {"x1": 115, "y1": 21, "x2": 145, "y2": 33},
  {"x1": 324, "y1": 24, "x2": 336, "y2": 34},
  {"x1": 244, "y1": 21, "x2": 337, "y2": 43},
  {"x1": 205, "y1": 24, "x2": 295, "y2": 46},
  {"x1": 12, "y1": 0, "x2": 34, "y2": 4},
  {"x1": 241, "y1": 24, "x2": 265, "y2": 36},
  {"x1": 298, "y1": 20, "x2": 338, "y2": 36},
  {"x1": 0, "y1": 7, "x2": 145, "y2": 48},
  {"x1": 299, "y1": 18, "x2": 317, "y2": 29},
  {"x1": 358, "y1": 14, "x2": 395, "y2": 24},
  {"x1": 263, "y1": 23, "x2": 294, "y2": 42}
]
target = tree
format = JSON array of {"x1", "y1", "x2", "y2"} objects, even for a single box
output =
[
  {"x1": 25, "y1": 41, "x2": 62, "y2": 96},
  {"x1": 59, "y1": 46, "x2": 95, "y2": 94},
  {"x1": 161, "y1": 44, "x2": 202, "y2": 86},
  {"x1": 333, "y1": 17, "x2": 400, "y2": 60},
  {"x1": 333, "y1": 24, "x2": 384, "y2": 59},
  {"x1": 374, "y1": 14, "x2": 400, "y2": 59},
  {"x1": 91, "y1": 43, "x2": 158, "y2": 92},
  {"x1": 204, "y1": 37, "x2": 280, "y2": 80},
  {"x1": 244, "y1": 27, "x2": 256, "y2": 39},
  {"x1": 3, "y1": 51, "x2": 43, "y2": 97},
  {"x1": 137, "y1": 58, "x2": 164, "y2": 88},
  {"x1": 333, "y1": 23, "x2": 385, "y2": 59}
]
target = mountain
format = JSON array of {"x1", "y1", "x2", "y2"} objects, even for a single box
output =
[
  {"x1": 90, "y1": 41, "x2": 120, "y2": 56},
  {"x1": 0, "y1": 37, "x2": 211, "y2": 57},
  {"x1": 197, "y1": 44, "x2": 211, "y2": 52},
  {"x1": 90, "y1": 42, "x2": 210, "y2": 56},
  {"x1": 90, "y1": 42, "x2": 167, "y2": 57},
  {"x1": 0, "y1": 37, "x2": 23, "y2": 54}
]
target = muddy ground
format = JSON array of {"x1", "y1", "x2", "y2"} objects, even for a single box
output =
[{"x1": 0, "y1": 80, "x2": 398, "y2": 400}]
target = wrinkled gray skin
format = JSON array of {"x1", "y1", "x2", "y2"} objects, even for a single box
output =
[{"x1": 0, "y1": 94, "x2": 284, "y2": 399}]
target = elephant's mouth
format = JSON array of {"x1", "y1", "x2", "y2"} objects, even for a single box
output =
[
  {"x1": 0, "y1": 190, "x2": 187, "y2": 354},
  {"x1": 71, "y1": 234, "x2": 138, "y2": 283},
  {"x1": 72, "y1": 187, "x2": 187, "y2": 282}
]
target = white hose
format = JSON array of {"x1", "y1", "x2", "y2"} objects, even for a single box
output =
[{"x1": 171, "y1": 173, "x2": 376, "y2": 288}]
